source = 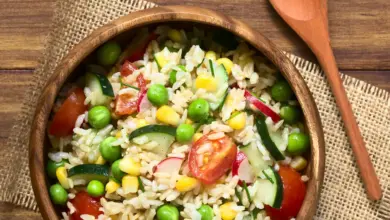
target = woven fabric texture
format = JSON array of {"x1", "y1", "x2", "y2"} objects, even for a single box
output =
[{"x1": 0, "y1": 0, "x2": 389, "y2": 219}]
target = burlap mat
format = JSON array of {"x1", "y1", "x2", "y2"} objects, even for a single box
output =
[{"x1": 0, "y1": 0, "x2": 389, "y2": 219}]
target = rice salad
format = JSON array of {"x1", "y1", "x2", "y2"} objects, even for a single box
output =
[{"x1": 46, "y1": 26, "x2": 310, "y2": 220}]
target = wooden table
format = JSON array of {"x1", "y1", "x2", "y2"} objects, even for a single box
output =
[{"x1": 1, "y1": 0, "x2": 390, "y2": 219}]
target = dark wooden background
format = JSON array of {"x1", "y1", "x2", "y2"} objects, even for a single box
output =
[{"x1": 1, "y1": 0, "x2": 390, "y2": 219}]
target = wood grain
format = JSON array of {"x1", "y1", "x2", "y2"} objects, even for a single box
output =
[
  {"x1": 1, "y1": 0, "x2": 390, "y2": 70},
  {"x1": 0, "y1": 0, "x2": 55, "y2": 69}
]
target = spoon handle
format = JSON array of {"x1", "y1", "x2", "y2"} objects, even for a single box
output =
[{"x1": 313, "y1": 43, "x2": 382, "y2": 201}]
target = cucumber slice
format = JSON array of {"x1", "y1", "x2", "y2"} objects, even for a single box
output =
[
  {"x1": 254, "y1": 167, "x2": 283, "y2": 208},
  {"x1": 209, "y1": 64, "x2": 229, "y2": 110},
  {"x1": 68, "y1": 164, "x2": 109, "y2": 184},
  {"x1": 255, "y1": 116, "x2": 285, "y2": 161},
  {"x1": 241, "y1": 142, "x2": 272, "y2": 175},
  {"x1": 86, "y1": 72, "x2": 113, "y2": 106},
  {"x1": 129, "y1": 125, "x2": 176, "y2": 156}
]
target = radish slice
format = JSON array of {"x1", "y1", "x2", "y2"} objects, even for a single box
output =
[
  {"x1": 232, "y1": 152, "x2": 255, "y2": 185},
  {"x1": 137, "y1": 89, "x2": 152, "y2": 113},
  {"x1": 154, "y1": 157, "x2": 184, "y2": 174},
  {"x1": 244, "y1": 90, "x2": 280, "y2": 123}
]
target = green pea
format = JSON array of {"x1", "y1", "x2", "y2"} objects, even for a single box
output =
[
  {"x1": 176, "y1": 124, "x2": 195, "y2": 143},
  {"x1": 280, "y1": 105, "x2": 301, "y2": 124},
  {"x1": 197, "y1": 205, "x2": 214, "y2": 220},
  {"x1": 147, "y1": 84, "x2": 169, "y2": 106},
  {"x1": 287, "y1": 132, "x2": 310, "y2": 155},
  {"x1": 88, "y1": 106, "x2": 111, "y2": 129},
  {"x1": 87, "y1": 180, "x2": 105, "y2": 197},
  {"x1": 97, "y1": 41, "x2": 121, "y2": 66},
  {"x1": 188, "y1": 98, "x2": 209, "y2": 122},
  {"x1": 46, "y1": 159, "x2": 66, "y2": 179},
  {"x1": 49, "y1": 184, "x2": 68, "y2": 205},
  {"x1": 100, "y1": 137, "x2": 121, "y2": 163},
  {"x1": 111, "y1": 159, "x2": 126, "y2": 181},
  {"x1": 271, "y1": 81, "x2": 293, "y2": 102},
  {"x1": 157, "y1": 204, "x2": 179, "y2": 220}
]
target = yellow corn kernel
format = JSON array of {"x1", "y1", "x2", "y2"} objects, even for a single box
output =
[
  {"x1": 290, "y1": 156, "x2": 308, "y2": 171},
  {"x1": 156, "y1": 105, "x2": 180, "y2": 126},
  {"x1": 205, "y1": 51, "x2": 217, "y2": 60},
  {"x1": 110, "y1": 215, "x2": 119, "y2": 220},
  {"x1": 56, "y1": 167, "x2": 70, "y2": 189},
  {"x1": 95, "y1": 155, "x2": 106, "y2": 165},
  {"x1": 154, "y1": 53, "x2": 168, "y2": 68},
  {"x1": 106, "y1": 179, "x2": 120, "y2": 194},
  {"x1": 195, "y1": 75, "x2": 217, "y2": 92},
  {"x1": 185, "y1": 119, "x2": 193, "y2": 125},
  {"x1": 193, "y1": 133, "x2": 203, "y2": 142},
  {"x1": 167, "y1": 29, "x2": 182, "y2": 43},
  {"x1": 119, "y1": 157, "x2": 141, "y2": 176},
  {"x1": 115, "y1": 131, "x2": 122, "y2": 138},
  {"x1": 227, "y1": 112, "x2": 246, "y2": 130},
  {"x1": 217, "y1": 58, "x2": 233, "y2": 75},
  {"x1": 122, "y1": 175, "x2": 139, "y2": 193},
  {"x1": 136, "y1": 119, "x2": 148, "y2": 128},
  {"x1": 175, "y1": 176, "x2": 199, "y2": 192},
  {"x1": 219, "y1": 202, "x2": 238, "y2": 220}
]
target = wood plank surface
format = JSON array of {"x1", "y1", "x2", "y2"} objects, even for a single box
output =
[
  {"x1": 1, "y1": 0, "x2": 390, "y2": 219},
  {"x1": 0, "y1": 0, "x2": 390, "y2": 70}
]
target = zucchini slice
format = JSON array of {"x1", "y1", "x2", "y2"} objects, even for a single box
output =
[
  {"x1": 85, "y1": 72, "x2": 114, "y2": 106},
  {"x1": 68, "y1": 164, "x2": 109, "y2": 184},
  {"x1": 129, "y1": 125, "x2": 176, "y2": 156},
  {"x1": 254, "y1": 167, "x2": 283, "y2": 208},
  {"x1": 255, "y1": 116, "x2": 285, "y2": 161},
  {"x1": 240, "y1": 142, "x2": 272, "y2": 175},
  {"x1": 208, "y1": 64, "x2": 229, "y2": 110}
]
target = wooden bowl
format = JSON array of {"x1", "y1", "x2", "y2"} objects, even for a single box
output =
[{"x1": 29, "y1": 5, "x2": 325, "y2": 220}]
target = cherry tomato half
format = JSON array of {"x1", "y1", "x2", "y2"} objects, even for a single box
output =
[
  {"x1": 265, "y1": 166, "x2": 307, "y2": 220},
  {"x1": 48, "y1": 88, "x2": 87, "y2": 137},
  {"x1": 116, "y1": 70, "x2": 147, "y2": 116},
  {"x1": 114, "y1": 93, "x2": 138, "y2": 116},
  {"x1": 120, "y1": 60, "x2": 138, "y2": 77},
  {"x1": 189, "y1": 133, "x2": 237, "y2": 184},
  {"x1": 69, "y1": 191, "x2": 102, "y2": 220},
  {"x1": 126, "y1": 32, "x2": 158, "y2": 62}
]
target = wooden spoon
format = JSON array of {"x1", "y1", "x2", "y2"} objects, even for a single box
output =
[{"x1": 269, "y1": 0, "x2": 382, "y2": 200}]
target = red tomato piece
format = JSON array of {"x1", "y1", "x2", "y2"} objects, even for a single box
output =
[
  {"x1": 114, "y1": 93, "x2": 138, "y2": 116},
  {"x1": 120, "y1": 60, "x2": 138, "y2": 77},
  {"x1": 265, "y1": 166, "x2": 307, "y2": 220},
  {"x1": 189, "y1": 133, "x2": 237, "y2": 184},
  {"x1": 69, "y1": 191, "x2": 103, "y2": 220},
  {"x1": 126, "y1": 32, "x2": 158, "y2": 62},
  {"x1": 49, "y1": 88, "x2": 87, "y2": 137}
]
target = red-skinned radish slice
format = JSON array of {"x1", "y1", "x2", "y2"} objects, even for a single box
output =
[
  {"x1": 244, "y1": 90, "x2": 280, "y2": 123},
  {"x1": 137, "y1": 89, "x2": 152, "y2": 113},
  {"x1": 232, "y1": 152, "x2": 255, "y2": 185},
  {"x1": 153, "y1": 157, "x2": 183, "y2": 174}
]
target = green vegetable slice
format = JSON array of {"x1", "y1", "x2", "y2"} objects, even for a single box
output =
[
  {"x1": 255, "y1": 115, "x2": 285, "y2": 161},
  {"x1": 254, "y1": 167, "x2": 283, "y2": 209},
  {"x1": 94, "y1": 73, "x2": 114, "y2": 97},
  {"x1": 68, "y1": 164, "x2": 110, "y2": 184}
]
